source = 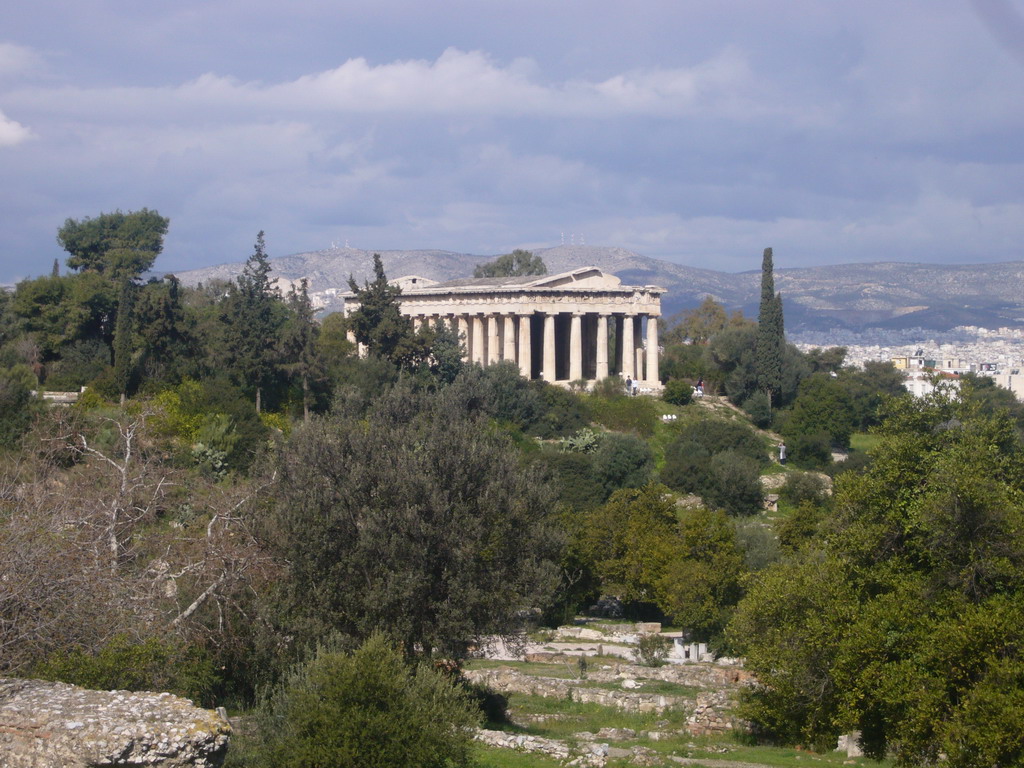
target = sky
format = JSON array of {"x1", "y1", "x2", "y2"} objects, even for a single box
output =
[{"x1": 2, "y1": 0, "x2": 1024, "y2": 283}]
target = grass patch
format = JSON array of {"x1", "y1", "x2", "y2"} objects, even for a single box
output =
[
  {"x1": 850, "y1": 433, "x2": 881, "y2": 453},
  {"x1": 499, "y1": 693, "x2": 690, "y2": 740},
  {"x1": 473, "y1": 742, "x2": 565, "y2": 768}
]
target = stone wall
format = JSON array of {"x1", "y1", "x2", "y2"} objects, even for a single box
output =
[{"x1": 0, "y1": 678, "x2": 231, "y2": 767}]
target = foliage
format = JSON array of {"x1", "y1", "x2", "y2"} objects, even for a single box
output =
[
  {"x1": 779, "y1": 471, "x2": 830, "y2": 508},
  {"x1": 756, "y1": 248, "x2": 785, "y2": 403},
  {"x1": 346, "y1": 254, "x2": 430, "y2": 369},
  {"x1": 33, "y1": 633, "x2": 218, "y2": 705},
  {"x1": 783, "y1": 373, "x2": 856, "y2": 449},
  {"x1": 701, "y1": 451, "x2": 764, "y2": 516},
  {"x1": 665, "y1": 296, "x2": 729, "y2": 345},
  {"x1": 742, "y1": 391, "x2": 772, "y2": 428},
  {"x1": 473, "y1": 249, "x2": 547, "y2": 278},
  {"x1": 559, "y1": 427, "x2": 601, "y2": 453},
  {"x1": 541, "y1": 450, "x2": 605, "y2": 510},
  {"x1": 591, "y1": 375, "x2": 627, "y2": 399},
  {"x1": 633, "y1": 633, "x2": 671, "y2": 667},
  {"x1": 249, "y1": 633, "x2": 480, "y2": 768},
  {"x1": 0, "y1": 364, "x2": 41, "y2": 448},
  {"x1": 588, "y1": 394, "x2": 658, "y2": 437},
  {"x1": 657, "y1": 507, "x2": 746, "y2": 640},
  {"x1": 221, "y1": 232, "x2": 287, "y2": 412},
  {"x1": 592, "y1": 432, "x2": 654, "y2": 497},
  {"x1": 269, "y1": 388, "x2": 562, "y2": 657},
  {"x1": 785, "y1": 431, "x2": 832, "y2": 470},
  {"x1": 670, "y1": 417, "x2": 768, "y2": 465},
  {"x1": 58, "y1": 208, "x2": 169, "y2": 279},
  {"x1": 729, "y1": 391, "x2": 1024, "y2": 766},
  {"x1": 582, "y1": 485, "x2": 679, "y2": 604},
  {"x1": 662, "y1": 378, "x2": 693, "y2": 406}
]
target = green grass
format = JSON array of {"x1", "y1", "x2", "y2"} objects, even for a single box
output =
[
  {"x1": 496, "y1": 692, "x2": 690, "y2": 740},
  {"x1": 850, "y1": 433, "x2": 881, "y2": 452},
  {"x1": 473, "y1": 742, "x2": 565, "y2": 768}
]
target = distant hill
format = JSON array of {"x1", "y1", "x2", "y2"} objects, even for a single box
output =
[{"x1": 173, "y1": 245, "x2": 1024, "y2": 333}]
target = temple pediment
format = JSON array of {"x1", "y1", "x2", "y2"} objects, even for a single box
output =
[{"x1": 523, "y1": 267, "x2": 622, "y2": 290}]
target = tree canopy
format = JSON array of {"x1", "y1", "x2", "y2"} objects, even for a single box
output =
[
  {"x1": 729, "y1": 387, "x2": 1024, "y2": 766},
  {"x1": 58, "y1": 208, "x2": 169, "y2": 280},
  {"x1": 473, "y1": 249, "x2": 547, "y2": 278}
]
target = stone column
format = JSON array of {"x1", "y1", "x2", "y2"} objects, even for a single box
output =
[
  {"x1": 487, "y1": 314, "x2": 500, "y2": 364},
  {"x1": 614, "y1": 315, "x2": 624, "y2": 374},
  {"x1": 542, "y1": 313, "x2": 556, "y2": 382},
  {"x1": 622, "y1": 314, "x2": 635, "y2": 378},
  {"x1": 646, "y1": 315, "x2": 659, "y2": 384},
  {"x1": 596, "y1": 314, "x2": 609, "y2": 381},
  {"x1": 472, "y1": 315, "x2": 485, "y2": 365},
  {"x1": 518, "y1": 313, "x2": 532, "y2": 378},
  {"x1": 569, "y1": 313, "x2": 583, "y2": 382},
  {"x1": 503, "y1": 315, "x2": 516, "y2": 362},
  {"x1": 458, "y1": 316, "x2": 470, "y2": 362},
  {"x1": 635, "y1": 316, "x2": 645, "y2": 381}
]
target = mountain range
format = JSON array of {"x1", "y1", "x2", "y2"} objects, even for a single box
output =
[{"x1": 173, "y1": 245, "x2": 1024, "y2": 333}]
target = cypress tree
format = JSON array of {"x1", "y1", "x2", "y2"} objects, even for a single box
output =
[
  {"x1": 223, "y1": 231, "x2": 282, "y2": 413},
  {"x1": 112, "y1": 279, "x2": 135, "y2": 405},
  {"x1": 756, "y1": 247, "x2": 784, "y2": 404}
]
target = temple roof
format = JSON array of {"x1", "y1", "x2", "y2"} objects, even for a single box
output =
[{"x1": 401, "y1": 266, "x2": 644, "y2": 294}]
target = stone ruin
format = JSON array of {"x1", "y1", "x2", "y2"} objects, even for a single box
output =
[{"x1": 0, "y1": 678, "x2": 231, "y2": 767}]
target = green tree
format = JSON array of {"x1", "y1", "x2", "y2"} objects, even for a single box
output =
[
  {"x1": 665, "y1": 296, "x2": 729, "y2": 346},
  {"x1": 251, "y1": 633, "x2": 479, "y2": 768},
  {"x1": 582, "y1": 484, "x2": 680, "y2": 605},
  {"x1": 784, "y1": 373, "x2": 857, "y2": 450},
  {"x1": 270, "y1": 388, "x2": 561, "y2": 657},
  {"x1": 58, "y1": 208, "x2": 169, "y2": 279},
  {"x1": 0, "y1": 364, "x2": 41, "y2": 447},
  {"x1": 133, "y1": 275, "x2": 194, "y2": 385},
  {"x1": 729, "y1": 390, "x2": 1024, "y2": 765},
  {"x1": 657, "y1": 507, "x2": 746, "y2": 641},
  {"x1": 756, "y1": 247, "x2": 785, "y2": 405},
  {"x1": 222, "y1": 232, "x2": 285, "y2": 412},
  {"x1": 112, "y1": 279, "x2": 136, "y2": 404},
  {"x1": 347, "y1": 254, "x2": 430, "y2": 368},
  {"x1": 473, "y1": 249, "x2": 547, "y2": 278},
  {"x1": 280, "y1": 279, "x2": 323, "y2": 421}
]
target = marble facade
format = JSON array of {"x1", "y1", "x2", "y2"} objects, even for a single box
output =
[{"x1": 343, "y1": 266, "x2": 665, "y2": 388}]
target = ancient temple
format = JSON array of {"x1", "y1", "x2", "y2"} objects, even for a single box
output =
[{"x1": 343, "y1": 266, "x2": 665, "y2": 389}]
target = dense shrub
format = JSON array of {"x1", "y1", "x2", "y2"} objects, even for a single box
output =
[
  {"x1": 742, "y1": 391, "x2": 772, "y2": 429},
  {"x1": 662, "y1": 379, "x2": 693, "y2": 407},
  {"x1": 246, "y1": 634, "x2": 480, "y2": 768},
  {"x1": 33, "y1": 634, "x2": 218, "y2": 706},
  {"x1": 593, "y1": 433, "x2": 655, "y2": 496},
  {"x1": 633, "y1": 633, "x2": 670, "y2": 667},
  {"x1": 671, "y1": 418, "x2": 768, "y2": 466},
  {"x1": 0, "y1": 364, "x2": 41, "y2": 448},
  {"x1": 589, "y1": 395, "x2": 659, "y2": 437},
  {"x1": 543, "y1": 450, "x2": 605, "y2": 509},
  {"x1": 702, "y1": 451, "x2": 764, "y2": 516},
  {"x1": 779, "y1": 471, "x2": 830, "y2": 508},
  {"x1": 787, "y1": 431, "x2": 832, "y2": 470},
  {"x1": 659, "y1": 439, "x2": 710, "y2": 495}
]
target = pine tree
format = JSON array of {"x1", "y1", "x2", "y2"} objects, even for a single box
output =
[
  {"x1": 112, "y1": 279, "x2": 136, "y2": 405},
  {"x1": 223, "y1": 231, "x2": 283, "y2": 413},
  {"x1": 346, "y1": 254, "x2": 429, "y2": 368},
  {"x1": 281, "y1": 279, "x2": 322, "y2": 422},
  {"x1": 756, "y1": 247, "x2": 784, "y2": 404}
]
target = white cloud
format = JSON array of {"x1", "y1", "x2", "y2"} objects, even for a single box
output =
[
  {"x1": 0, "y1": 110, "x2": 31, "y2": 146},
  {"x1": 0, "y1": 43, "x2": 44, "y2": 78},
  {"x1": 6, "y1": 47, "x2": 764, "y2": 121}
]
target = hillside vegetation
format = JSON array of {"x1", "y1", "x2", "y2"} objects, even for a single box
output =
[{"x1": 3, "y1": 214, "x2": 1024, "y2": 768}]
